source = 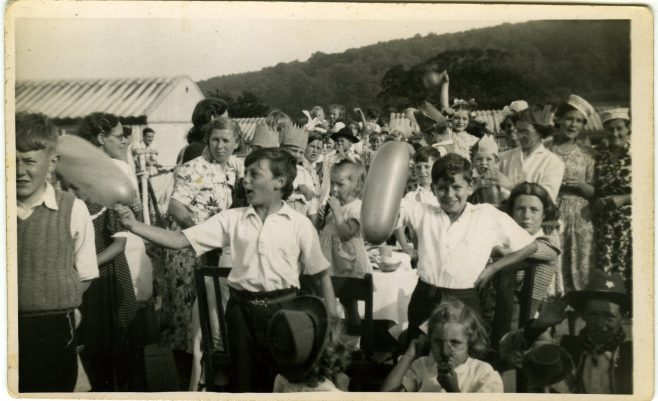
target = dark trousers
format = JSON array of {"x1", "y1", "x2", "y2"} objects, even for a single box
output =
[
  {"x1": 225, "y1": 288, "x2": 297, "y2": 392},
  {"x1": 407, "y1": 279, "x2": 483, "y2": 343},
  {"x1": 19, "y1": 311, "x2": 78, "y2": 392}
]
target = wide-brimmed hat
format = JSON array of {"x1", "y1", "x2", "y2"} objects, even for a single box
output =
[
  {"x1": 522, "y1": 344, "x2": 573, "y2": 388},
  {"x1": 267, "y1": 296, "x2": 329, "y2": 382},
  {"x1": 567, "y1": 270, "x2": 630, "y2": 313},
  {"x1": 414, "y1": 101, "x2": 449, "y2": 133},
  {"x1": 600, "y1": 108, "x2": 630, "y2": 125},
  {"x1": 331, "y1": 126, "x2": 360, "y2": 143}
]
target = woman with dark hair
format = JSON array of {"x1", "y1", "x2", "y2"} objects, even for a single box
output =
[
  {"x1": 73, "y1": 112, "x2": 143, "y2": 391},
  {"x1": 498, "y1": 105, "x2": 565, "y2": 203},
  {"x1": 489, "y1": 181, "x2": 562, "y2": 346},
  {"x1": 592, "y1": 108, "x2": 632, "y2": 294},
  {"x1": 176, "y1": 98, "x2": 228, "y2": 165},
  {"x1": 545, "y1": 95, "x2": 596, "y2": 294}
]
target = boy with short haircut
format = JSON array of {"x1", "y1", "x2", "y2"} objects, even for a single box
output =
[
  {"x1": 16, "y1": 112, "x2": 99, "y2": 392},
  {"x1": 395, "y1": 146, "x2": 440, "y2": 261},
  {"x1": 116, "y1": 147, "x2": 338, "y2": 393},
  {"x1": 397, "y1": 153, "x2": 537, "y2": 342}
]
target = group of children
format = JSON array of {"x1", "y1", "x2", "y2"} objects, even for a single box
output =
[{"x1": 16, "y1": 72, "x2": 633, "y2": 394}]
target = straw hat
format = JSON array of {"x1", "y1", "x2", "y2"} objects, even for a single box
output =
[
  {"x1": 563, "y1": 94, "x2": 595, "y2": 120},
  {"x1": 600, "y1": 108, "x2": 630, "y2": 125},
  {"x1": 267, "y1": 296, "x2": 330, "y2": 382}
]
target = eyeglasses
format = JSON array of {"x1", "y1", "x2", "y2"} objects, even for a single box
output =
[{"x1": 104, "y1": 132, "x2": 129, "y2": 143}]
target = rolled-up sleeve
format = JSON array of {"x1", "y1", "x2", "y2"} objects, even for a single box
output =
[
  {"x1": 182, "y1": 212, "x2": 229, "y2": 257},
  {"x1": 70, "y1": 199, "x2": 99, "y2": 281}
]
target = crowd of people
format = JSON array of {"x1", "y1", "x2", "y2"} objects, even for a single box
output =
[{"x1": 16, "y1": 70, "x2": 633, "y2": 394}]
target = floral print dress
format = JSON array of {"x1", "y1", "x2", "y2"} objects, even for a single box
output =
[
  {"x1": 160, "y1": 150, "x2": 242, "y2": 351},
  {"x1": 546, "y1": 140, "x2": 596, "y2": 292},
  {"x1": 593, "y1": 143, "x2": 632, "y2": 293}
]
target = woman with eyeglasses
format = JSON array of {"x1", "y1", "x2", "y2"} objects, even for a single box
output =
[{"x1": 71, "y1": 112, "x2": 144, "y2": 391}]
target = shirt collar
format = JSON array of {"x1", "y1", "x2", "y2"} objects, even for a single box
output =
[
  {"x1": 438, "y1": 202, "x2": 473, "y2": 219},
  {"x1": 244, "y1": 201, "x2": 294, "y2": 220},
  {"x1": 18, "y1": 182, "x2": 59, "y2": 212},
  {"x1": 525, "y1": 143, "x2": 547, "y2": 158},
  {"x1": 532, "y1": 227, "x2": 546, "y2": 239}
]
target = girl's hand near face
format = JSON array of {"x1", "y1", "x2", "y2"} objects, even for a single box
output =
[
  {"x1": 436, "y1": 365, "x2": 460, "y2": 392},
  {"x1": 327, "y1": 196, "x2": 343, "y2": 218}
]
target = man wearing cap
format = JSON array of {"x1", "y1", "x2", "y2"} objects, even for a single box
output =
[{"x1": 500, "y1": 270, "x2": 632, "y2": 394}]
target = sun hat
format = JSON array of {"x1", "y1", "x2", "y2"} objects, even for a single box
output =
[
  {"x1": 600, "y1": 108, "x2": 630, "y2": 125},
  {"x1": 267, "y1": 296, "x2": 330, "y2": 382},
  {"x1": 330, "y1": 126, "x2": 360, "y2": 143},
  {"x1": 522, "y1": 344, "x2": 574, "y2": 388},
  {"x1": 567, "y1": 270, "x2": 630, "y2": 314}
]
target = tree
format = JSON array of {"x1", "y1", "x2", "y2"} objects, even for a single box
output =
[{"x1": 206, "y1": 89, "x2": 270, "y2": 118}]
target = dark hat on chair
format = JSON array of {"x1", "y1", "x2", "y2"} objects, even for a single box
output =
[
  {"x1": 267, "y1": 296, "x2": 329, "y2": 382},
  {"x1": 331, "y1": 126, "x2": 360, "y2": 143},
  {"x1": 522, "y1": 344, "x2": 573, "y2": 388},
  {"x1": 567, "y1": 270, "x2": 630, "y2": 314}
]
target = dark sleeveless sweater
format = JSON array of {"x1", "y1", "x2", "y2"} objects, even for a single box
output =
[{"x1": 18, "y1": 190, "x2": 82, "y2": 312}]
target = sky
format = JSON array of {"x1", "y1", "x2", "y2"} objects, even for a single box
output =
[{"x1": 14, "y1": 14, "x2": 528, "y2": 82}]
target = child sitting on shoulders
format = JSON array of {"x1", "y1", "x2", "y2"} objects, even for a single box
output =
[
  {"x1": 450, "y1": 98, "x2": 480, "y2": 154},
  {"x1": 269, "y1": 296, "x2": 350, "y2": 392},
  {"x1": 319, "y1": 160, "x2": 371, "y2": 341},
  {"x1": 381, "y1": 298, "x2": 503, "y2": 392}
]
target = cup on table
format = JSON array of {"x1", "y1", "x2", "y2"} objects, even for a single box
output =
[{"x1": 379, "y1": 245, "x2": 397, "y2": 266}]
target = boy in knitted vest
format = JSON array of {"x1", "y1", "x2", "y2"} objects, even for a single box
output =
[{"x1": 16, "y1": 112, "x2": 98, "y2": 392}]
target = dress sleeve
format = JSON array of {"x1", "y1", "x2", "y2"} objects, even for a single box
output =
[
  {"x1": 470, "y1": 362, "x2": 504, "y2": 393},
  {"x1": 170, "y1": 163, "x2": 196, "y2": 206},
  {"x1": 400, "y1": 359, "x2": 422, "y2": 392},
  {"x1": 528, "y1": 233, "x2": 561, "y2": 262}
]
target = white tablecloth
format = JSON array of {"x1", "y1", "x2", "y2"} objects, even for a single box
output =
[{"x1": 357, "y1": 252, "x2": 418, "y2": 324}]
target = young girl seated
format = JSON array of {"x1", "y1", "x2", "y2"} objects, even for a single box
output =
[
  {"x1": 269, "y1": 296, "x2": 350, "y2": 392},
  {"x1": 381, "y1": 299, "x2": 503, "y2": 393},
  {"x1": 319, "y1": 160, "x2": 371, "y2": 341}
]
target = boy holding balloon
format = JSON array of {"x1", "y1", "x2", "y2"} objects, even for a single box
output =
[
  {"x1": 396, "y1": 153, "x2": 538, "y2": 343},
  {"x1": 16, "y1": 112, "x2": 99, "y2": 392},
  {"x1": 116, "y1": 147, "x2": 338, "y2": 392}
]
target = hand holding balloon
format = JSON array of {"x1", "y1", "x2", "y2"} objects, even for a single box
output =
[
  {"x1": 56, "y1": 135, "x2": 137, "y2": 208},
  {"x1": 115, "y1": 204, "x2": 137, "y2": 230}
]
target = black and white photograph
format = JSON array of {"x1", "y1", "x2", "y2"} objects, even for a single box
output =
[{"x1": 5, "y1": 1, "x2": 653, "y2": 398}]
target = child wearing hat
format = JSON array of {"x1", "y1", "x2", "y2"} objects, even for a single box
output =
[
  {"x1": 281, "y1": 124, "x2": 319, "y2": 218},
  {"x1": 318, "y1": 127, "x2": 362, "y2": 207},
  {"x1": 500, "y1": 270, "x2": 632, "y2": 394},
  {"x1": 269, "y1": 296, "x2": 350, "y2": 392},
  {"x1": 116, "y1": 148, "x2": 339, "y2": 392},
  {"x1": 470, "y1": 135, "x2": 504, "y2": 207}
]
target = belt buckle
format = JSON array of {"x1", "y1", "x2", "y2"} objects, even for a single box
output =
[{"x1": 250, "y1": 298, "x2": 268, "y2": 307}]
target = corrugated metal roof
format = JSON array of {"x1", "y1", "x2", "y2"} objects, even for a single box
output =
[
  {"x1": 15, "y1": 76, "x2": 195, "y2": 121},
  {"x1": 234, "y1": 117, "x2": 266, "y2": 142}
]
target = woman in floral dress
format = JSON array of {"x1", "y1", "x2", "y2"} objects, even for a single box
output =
[
  {"x1": 593, "y1": 108, "x2": 632, "y2": 294},
  {"x1": 161, "y1": 117, "x2": 242, "y2": 384},
  {"x1": 545, "y1": 95, "x2": 597, "y2": 294}
]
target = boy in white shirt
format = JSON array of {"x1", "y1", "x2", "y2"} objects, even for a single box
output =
[
  {"x1": 116, "y1": 148, "x2": 338, "y2": 392},
  {"x1": 397, "y1": 153, "x2": 537, "y2": 342}
]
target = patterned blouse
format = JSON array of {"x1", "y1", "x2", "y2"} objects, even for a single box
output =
[{"x1": 170, "y1": 149, "x2": 243, "y2": 224}]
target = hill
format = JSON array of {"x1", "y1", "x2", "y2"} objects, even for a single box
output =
[{"x1": 198, "y1": 20, "x2": 629, "y2": 117}]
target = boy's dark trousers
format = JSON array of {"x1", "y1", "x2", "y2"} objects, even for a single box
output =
[
  {"x1": 406, "y1": 279, "x2": 483, "y2": 344},
  {"x1": 19, "y1": 310, "x2": 78, "y2": 392},
  {"x1": 226, "y1": 287, "x2": 298, "y2": 392}
]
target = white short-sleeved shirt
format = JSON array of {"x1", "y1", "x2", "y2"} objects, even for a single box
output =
[
  {"x1": 17, "y1": 183, "x2": 99, "y2": 281},
  {"x1": 397, "y1": 202, "x2": 534, "y2": 288},
  {"x1": 403, "y1": 186, "x2": 439, "y2": 207},
  {"x1": 182, "y1": 202, "x2": 329, "y2": 292},
  {"x1": 498, "y1": 144, "x2": 565, "y2": 202},
  {"x1": 402, "y1": 356, "x2": 503, "y2": 393}
]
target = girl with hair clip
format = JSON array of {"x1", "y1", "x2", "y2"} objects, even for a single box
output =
[
  {"x1": 489, "y1": 182, "x2": 563, "y2": 348},
  {"x1": 382, "y1": 298, "x2": 503, "y2": 393}
]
